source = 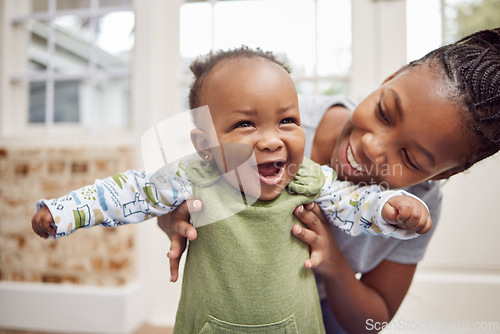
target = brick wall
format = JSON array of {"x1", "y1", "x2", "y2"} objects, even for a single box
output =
[{"x1": 0, "y1": 145, "x2": 139, "y2": 286}]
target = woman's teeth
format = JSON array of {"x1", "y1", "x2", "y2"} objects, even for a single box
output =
[{"x1": 347, "y1": 146, "x2": 364, "y2": 172}]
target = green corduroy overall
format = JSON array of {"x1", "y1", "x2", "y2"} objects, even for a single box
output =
[{"x1": 174, "y1": 157, "x2": 326, "y2": 334}]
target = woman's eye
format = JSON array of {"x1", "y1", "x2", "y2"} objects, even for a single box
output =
[
  {"x1": 377, "y1": 101, "x2": 390, "y2": 125},
  {"x1": 402, "y1": 149, "x2": 419, "y2": 170}
]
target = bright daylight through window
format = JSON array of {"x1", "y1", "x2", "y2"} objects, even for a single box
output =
[
  {"x1": 9, "y1": 0, "x2": 134, "y2": 131},
  {"x1": 179, "y1": 0, "x2": 352, "y2": 103}
]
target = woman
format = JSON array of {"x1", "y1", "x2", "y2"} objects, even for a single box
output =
[{"x1": 160, "y1": 27, "x2": 500, "y2": 333}]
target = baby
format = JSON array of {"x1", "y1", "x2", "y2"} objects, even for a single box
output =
[{"x1": 32, "y1": 47, "x2": 430, "y2": 333}]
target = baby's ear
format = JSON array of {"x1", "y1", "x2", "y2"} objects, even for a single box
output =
[{"x1": 190, "y1": 128, "x2": 212, "y2": 162}]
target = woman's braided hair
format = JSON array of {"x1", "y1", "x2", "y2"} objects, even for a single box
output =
[
  {"x1": 406, "y1": 27, "x2": 500, "y2": 171},
  {"x1": 188, "y1": 46, "x2": 290, "y2": 110}
]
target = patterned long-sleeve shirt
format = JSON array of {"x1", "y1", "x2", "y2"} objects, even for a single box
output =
[{"x1": 37, "y1": 158, "x2": 426, "y2": 240}]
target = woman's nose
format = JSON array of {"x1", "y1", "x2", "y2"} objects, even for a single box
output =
[
  {"x1": 361, "y1": 132, "x2": 387, "y2": 165},
  {"x1": 257, "y1": 131, "x2": 283, "y2": 152}
]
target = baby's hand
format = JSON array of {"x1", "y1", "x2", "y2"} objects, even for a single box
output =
[
  {"x1": 382, "y1": 195, "x2": 432, "y2": 234},
  {"x1": 31, "y1": 206, "x2": 57, "y2": 238}
]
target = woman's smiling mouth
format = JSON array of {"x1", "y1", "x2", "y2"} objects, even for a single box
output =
[{"x1": 347, "y1": 145, "x2": 364, "y2": 173}]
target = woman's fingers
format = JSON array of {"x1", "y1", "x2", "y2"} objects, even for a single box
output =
[
  {"x1": 293, "y1": 203, "x2": 327, "y2": 233},
  {"x1": 292, "y1": 224, "x2": 319, "y2": 246},
  {"x1": 293, "y1": 224, "x2": 328, "y2": 270},
  {"x1": 174, "y1": 200, "x2": 200, "y2": 240},
  {"x1": 168, "y1": 249, "x2": 182, "y2": 282},
  {"x1": 173, "y1": 219, "x2": 198, "y2": 241},
  {"x1": 186, "y1": 199, "x2": 202, "y2": 214},
  {"x1": 157, "y1": 200, "x2": 203, "y2": 281},
  {"x1": 293, "y1": 202, "x2": 338, "y2": 273},
  {"x1": 305, "y1": 201, "x2": 328, "y2": 222},
  {"x1": 158, "y1": 201, "x2": 200, "y2": 241}
]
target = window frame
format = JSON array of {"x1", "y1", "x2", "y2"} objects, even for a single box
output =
[
  {"x1": 2, "y1": 0, "x2": 133, "y2": 140},
  {"x1": 178, "y1": 0, "x2": 352, "y2": 99}
]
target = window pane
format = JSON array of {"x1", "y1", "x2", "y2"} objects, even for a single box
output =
[
  {"x1": 295, "y1": 81, "x2": 316, "y2": 95},
  {"x1": 445, "y1": 0, "x2": 500, "y2": 42},
  {"x1": 31, "y1": 0, "x2": 49, "y2": 13},
  {"x1": 54, "y1": 15, "x2": 91, "y2": 74},
  {"x1": 54, "y1": 80, "x2": 80, "y2": 123},
  {"x1": 180, "y1": 0, "x2": 351, "y2": 97},
  {"x1": 407, "y1": 0, "x2": 500, "y2": 63},
  {"x1": 29, "y1": 82, "x2": 46, "y2": 123},
  {"x1": 317, "y1": 79, "x2": 348, "y2": 96},
  {"x1": 213, "y1": 0, "x2": 316, "y2": 76},
  {"x1": 317, "y1": 0, "x2": 351, "y2": 76},
  {"x1": 51, "y1": 12, "x2": 134, "y2": 73},
  {"x1": 295, "y1": 79, "x2": 348, "y2": 96},
  {"x1": 28, "y1": 81, "x2": 81, "y2": 124},
  {"x1": 100, "y1": 0, "x2": 131, "y2": 7},
  {"x1": 57, "y1": 0, "x2": 90, "y2": 11},
  {"x1": 406, "y1": 0, "x2": 442, "y2": 62},
  {"x1": 29, "y1": 20, "x2": 50, "y2": 73},
  {"x1": 22, "y1": 7, "x2": 133, "y2": 127},
  {"x1": 85, "y1": 78, "x2": 130, "y2": 127},
  {"x1": 180, "y1": 1, "x2": 212, "y2": 74},
  {"x1": 96, "y1": 11, "x2": 134, "y2": 68}
]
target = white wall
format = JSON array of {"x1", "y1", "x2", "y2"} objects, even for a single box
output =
[
  {"x1": 132, "y1": 0, "x2": 184, "y2": 327},
  {"x1": 350, "y1": 0, "x2": 407, "y2": 100},
  {"x1": 0, "y1": 281, "x2": 146, "y2": 334},
  {"x1": 389, "y1": 154, "x2": 500, "y2": 333}
]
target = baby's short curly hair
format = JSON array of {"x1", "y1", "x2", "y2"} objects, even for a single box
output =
[{"x1": 188, "y1": 46, "x2": 290, "y2": 110}]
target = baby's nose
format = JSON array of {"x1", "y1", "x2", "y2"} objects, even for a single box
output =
[{"x1": 257, "y1": 131, "x2": 283, "y2": 152}]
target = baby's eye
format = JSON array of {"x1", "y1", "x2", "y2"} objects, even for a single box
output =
[
  {"x1": 280, "y1": 117, "x2": 298, "y2": 125},
  {"x1": 233, "y1": 121, "x2": 254, "y2": 129}
]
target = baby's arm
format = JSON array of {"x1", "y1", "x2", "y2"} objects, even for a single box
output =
[
  {"x1": 32, "y1": 162, "x2": 192, "y2": 239},
  {"x1": 316, "y1": 165, "x2": 431, "y2": 239}
]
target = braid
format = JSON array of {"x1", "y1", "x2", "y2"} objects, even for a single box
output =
[
  {"x1": 188, "y1": 46, "x2": 290, "y2": 110},
  {"x1": 407, "y1": 27, "x2": 500, "y2": 170}
]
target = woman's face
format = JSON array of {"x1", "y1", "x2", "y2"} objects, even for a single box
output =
[{"x1": 331, "y1": 66, "x2": 474, "y2": 189}]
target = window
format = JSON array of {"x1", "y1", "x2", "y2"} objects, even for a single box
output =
[
  {"x1": 8, "y1": 0, "x2": 134, "y2": 133},
  {"x1": 406, "y1": 0, "x2": 500, "y2": 62},
  {"x1": 179, "y1": 0, "x2": 352, "y2": 105},
  {"x1": 444, "y1": 0, "x2": 500, "y2": 41}
]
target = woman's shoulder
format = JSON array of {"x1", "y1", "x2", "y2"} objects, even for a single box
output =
[
  {"x1": 298, "y1": 95, "x2": 356, "y2": 150},
  {"x1": 298, "y1": 95, "x2": 355, "y2": 120}
]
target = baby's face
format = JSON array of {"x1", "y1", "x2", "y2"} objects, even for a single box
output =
[
  {"x1": 198, "y1": 58, "x2": 305, "y2": 200},
  {"x1": 331, "y1": 66, "x2": 474, "y2": 189}
]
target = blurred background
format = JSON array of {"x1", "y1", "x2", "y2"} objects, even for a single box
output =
[{"x1": 0, "y1": 0, "x2": 499, "y2": 333}]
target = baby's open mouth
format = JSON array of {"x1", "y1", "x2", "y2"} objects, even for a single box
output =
[{"x1": 257, "y1": 161, "x2": 285, "y2": 185}]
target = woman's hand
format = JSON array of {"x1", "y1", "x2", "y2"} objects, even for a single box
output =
[
  {"x1": 291, "y1": 202, "x2": 338, "y2": 277},
  {"x1": 157, "y1": 200, "x2": 202, "y2": 282},
  {"x1": 292, "y1": 202, "x2": 417, "y2": 333}
]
